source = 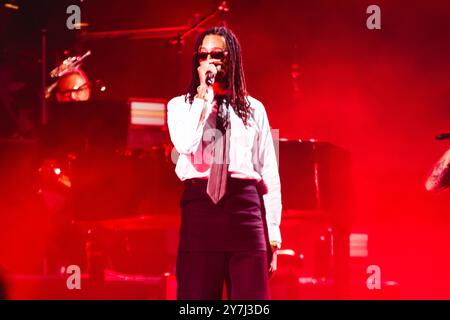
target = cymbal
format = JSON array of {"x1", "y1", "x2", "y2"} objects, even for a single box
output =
[{"x1": 425, "y1": 148, "x2": 450, "y2": 192}]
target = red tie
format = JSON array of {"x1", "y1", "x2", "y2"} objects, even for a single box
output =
[{"x1": 207, "y1": 97, "x2": 230, "y2": 204}]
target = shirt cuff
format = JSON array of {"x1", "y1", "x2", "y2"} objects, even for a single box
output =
[
  {"x1": 268, "y1": 224, "x2": 281, "y2": 247},
  {"x1": 270, "y1": 240, "x2": 281, "y2": 249}
]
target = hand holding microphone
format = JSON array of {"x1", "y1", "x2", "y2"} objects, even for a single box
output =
[
  {"x1": 196, "y1": 63, "x2": 218, "y2": 101},
  {"x1": 205, "y1": 71, "x2": 216, "y2": 86}
]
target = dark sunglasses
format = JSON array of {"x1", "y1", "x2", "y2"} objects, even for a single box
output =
[{"x1": 197, "y1": 50, "x2": 228, "y2": 61}]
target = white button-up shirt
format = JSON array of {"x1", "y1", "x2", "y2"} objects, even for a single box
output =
[{"x1": 167, "y1": 94, "x2": 282, "y2": 244}]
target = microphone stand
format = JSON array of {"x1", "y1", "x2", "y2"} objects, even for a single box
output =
[
  {"x1": 168, "y1": 1, "x2": 230, "y2": 46},
  {"x1": 79, "y1": 1, "x2": 229, "y2": 42},
  {"x1": 79, "y1": 2, "x2": 229, "y2": 93}
]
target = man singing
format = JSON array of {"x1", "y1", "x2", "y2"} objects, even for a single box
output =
[{"x1": 167, "y1": 26, "x2": 282, "y2": 300}]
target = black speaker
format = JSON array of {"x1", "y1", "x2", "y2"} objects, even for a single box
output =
[{"x1": 278, "y1": 140, "x2": 352, "y2": 214}]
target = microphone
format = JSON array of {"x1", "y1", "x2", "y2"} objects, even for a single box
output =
[{"x1": 205, "y1": 71, "x2": 215, "y2": 86}]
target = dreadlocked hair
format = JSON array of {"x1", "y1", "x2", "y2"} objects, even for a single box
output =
[{"x1": 186, "y1": 26, "x2": 251, "y2": 125}]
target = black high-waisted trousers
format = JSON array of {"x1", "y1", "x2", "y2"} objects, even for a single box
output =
[{"x1": 176, "y1": 177, "x2": 269, "y2": 300}]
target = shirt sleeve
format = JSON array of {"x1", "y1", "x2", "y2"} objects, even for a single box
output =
[
  {"x1": 167, "y1": 95, "x2": 213, "y2": 155},
  {"x1": 256, "y1": 103, "x2": 283, "y2": 245}
]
